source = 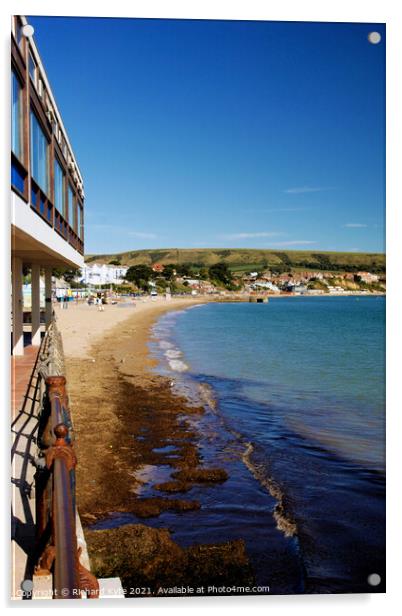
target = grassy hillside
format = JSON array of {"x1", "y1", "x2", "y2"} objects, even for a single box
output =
[{"x1": 85, "y1": 248, "x2": 385, "y2": 274}]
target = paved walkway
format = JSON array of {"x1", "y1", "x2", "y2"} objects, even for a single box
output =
[
  {"x1": 11, "y1": 343, "x2": 43, "y2": 598},
  {"x1": 10, "y1": 330, "x2": 124, "y2": 600}
]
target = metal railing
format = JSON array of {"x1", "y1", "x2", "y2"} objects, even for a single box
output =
[{"x1": 34, "y1": 319, "x2": 99, "y2": 599}]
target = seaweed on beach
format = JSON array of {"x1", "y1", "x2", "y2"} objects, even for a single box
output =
[
  {"x1": 86, "y1": 523, "x2": 255, "y2": 595},
  {"x1": 171, "y1": 468, "x2": 228, "y2": 483}
]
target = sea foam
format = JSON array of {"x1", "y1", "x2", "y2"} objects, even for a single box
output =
[{"x1": 168, "y1": 359, "x2": 189, "y2": 372}]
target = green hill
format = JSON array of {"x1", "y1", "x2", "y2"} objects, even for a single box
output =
[{"x1": 85, "y1": 248, "x2": 385, "y2": 274}]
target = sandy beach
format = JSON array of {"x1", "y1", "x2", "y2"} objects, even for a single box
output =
[
  {"x1": 56, "y1": 295, "x2": 212, "y2": 514},
  {"x1": 55, "y1": 295, "x2": 206, "y2": 359},
  {"x1": 56, "y1": 296, "x2": 253, "y2": 591}
]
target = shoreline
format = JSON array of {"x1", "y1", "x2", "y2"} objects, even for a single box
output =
[
  {"x1": 55, "y1": 295, "x2": 210, "y2": 359},
  {"x1": 57, "y1": 292, "x2": 386, "y2": 517},
  {"x1": 57, "y1": 297, "x2": 256, "y2": 591},
  {"x1": 167, "y1": 292, "x2": 385, "y2": 305},
  {"x1": 56, "y1": 294, "x2": 385, "y2": 593},
  {"x1": 57, "y1": 296, "x2": 213, "y2": 517}
]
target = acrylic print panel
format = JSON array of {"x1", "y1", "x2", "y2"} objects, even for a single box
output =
[{"x1": 11, "y1": 14, "x2": 385, "y2": 600}]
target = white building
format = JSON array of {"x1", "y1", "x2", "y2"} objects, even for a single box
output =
[
  {"x1": 11, "y1": 16, "x2": 84, "y2": 355},
  {"x1": 79, "y1": 263, "x2": 128, "y2": 286},
  {"x1": 251, "y1": 281, "x2": 280, "y2": 292},
  {"x1": 357, "y1": 271, "x2": 379, "y2": 283},
  {"x1": 327, "y1": 285, "x2": 346, "y2": 294}
]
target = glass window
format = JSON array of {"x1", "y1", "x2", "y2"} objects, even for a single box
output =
[
  {"x1": 54, "y1": 158, "x2": 65, "y2": 214},
  {"x1": 30, "y1": 110, "x2": 49, "y2": 194},
  {"x1": 67, "y1": 184, "x2": 74, "y2": 226},
  {"x1": 15, "y1": 19, "x2": 23, "y2": 46},
  {"x1": 77, "y1": 205, "x2": 83, "y2": 239},
  {"x1": 11, "y1": 161, "x2": 25, "y2": 193},
  {"x1": 29, "y1": 53, "x2": 36, "y2": 83},
  {"x1": 39, "y1": 194, "x2": 46, "y2": 216},
  {"x1": 12, "y1": 71, "x2": 23, "y2": 160}
]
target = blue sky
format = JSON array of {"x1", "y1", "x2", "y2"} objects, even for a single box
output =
[{"x1": 28, "y1": 16, "x2": 385, "y2": 254}]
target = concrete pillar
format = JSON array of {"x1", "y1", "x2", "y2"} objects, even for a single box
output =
[
  {"x1": 31, "y1": 264, "x2": 41, "y2": 346},
  {"x1": 12, "y1": 256, "x2": 24, "y2": 356},
  {"x1": 44, "y1": 266, "x2": 53, "y2": 328}
]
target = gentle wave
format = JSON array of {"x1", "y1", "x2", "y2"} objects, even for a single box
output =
[
  {"x1": 149, "y1": 298, "x2": 386, "y2": 592},
  {"x1": 165, "y1": 349, "x2": 183, "y2": 359},
  {"x1": 167, "y1": 359, "x2": 189, "y2": 372},
  {"x1": 242, "y1": 442, "x2": 297, "y2": 538},
  {"x1": 152, "y1": 307, "x2": 297, "y2": 539},
  {"x1": 197, "y1": 382, "x2": 217, "y2": 411}
]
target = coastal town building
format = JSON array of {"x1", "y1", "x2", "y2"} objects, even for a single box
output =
[
  {"x1": 327, "y1": 285, "x2": 347, "y2": 294},
  {"x1": 79, "y1": 263, "x2": 128, "y2": 286},
  {"x1": 250, "y1": 281, "x2": 280, "y2": 293},
  {"x1": 357, "y1": 271, "x2": 379, "y2": 283},
  {"x1": 151, "y1": 263, "x2": 165, "y2": 273},
  {"x1": 11, "y1": 15, "x2": 84, "y2": 355}
]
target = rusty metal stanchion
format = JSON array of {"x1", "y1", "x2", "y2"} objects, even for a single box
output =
[
  {"x1": 37, "y1": 423, "x2": 99, "y2": 599},
  {"x1": 46, "y1": 424, "x2": 80, "y2": 599},
  {"x1": 34, "y1": 322, "x2": 99, "y2": 599},
  {"x1": 46, "y1": 376, "x2": 66, "y2": 430}
]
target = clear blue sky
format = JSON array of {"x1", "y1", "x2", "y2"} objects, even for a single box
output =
[{"x1": 28, "y1": 16, "x2": 385, "y2": 254}]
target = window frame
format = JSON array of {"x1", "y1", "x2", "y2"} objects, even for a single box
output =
[
  {"x1": 67, "y1": 181, "x2": 75, "y2": 228},
  {"x1": 30, "y1": 106, "x2": 50, "y2": 196},
  {"x1": 10, "y1": 52, "x2": 28, "y2": 201},
  {"x1": 12, "y1": 69, "x2": 24, "y2": 161},
  {"x1": 77, "y1": 199, "x2": 84, "y2": 242},
  {"x1": 14, "y1": 17, "x2": 24, "y2": 50},
  {"x1": 53, "y1": 154, "x2": 65, "y2": 215},
  {"x1": 28, "y1": 51, "x2": 37, "y2": 87}
]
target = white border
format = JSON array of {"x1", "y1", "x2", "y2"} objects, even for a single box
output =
[{"x1": 2, "y1": 1, "x2": 401, "y2": 614}]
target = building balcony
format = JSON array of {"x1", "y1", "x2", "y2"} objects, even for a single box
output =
[{"x1": 11, "y1": 15, "x2": 85, "y2": 270}]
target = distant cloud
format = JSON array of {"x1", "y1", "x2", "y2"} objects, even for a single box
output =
[
  {"x1": 268, "y1": 240, "x2": 317, "y2": 247},
  {"x1": 220, "y1": 232, "x2": 284, "y2": 240},
  {"x1": 284, "y1": 186, "x2": 333, "y2": 194},
  {"x1": 344, "y1": 223, "x2": 368, "y2": 228}
]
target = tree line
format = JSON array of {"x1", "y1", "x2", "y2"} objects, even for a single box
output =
[{"x1": 124, "y1": 262, "x2": 236, "y2": 291}]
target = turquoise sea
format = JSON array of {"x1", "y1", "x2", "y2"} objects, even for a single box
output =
[
  {"x1": 93, "y1": 296, "x2": 385, "y2": 594},
  {"x1": 150, "y1": 296, "x2": 385, "y2": 593}
]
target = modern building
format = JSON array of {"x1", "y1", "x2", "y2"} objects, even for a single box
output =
[
  {"x1": 11, "y1": 15, "x2": 85, "y2": 355},
  {"x1": 11, "y1": 17, "x2": 92, "y2": 599},
  {"x1": 79, "y1": 263, "x2": 128, "y2": 286}
]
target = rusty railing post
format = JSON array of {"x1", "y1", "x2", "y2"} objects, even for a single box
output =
[
  {"x1": 45, "y1": 424, "x2": 80, "y2": 599},
  {"x1": 45, "y1": 376, "x2": 67, "y2": 431},
  {"x1": 34, "y1": 322, "x2": 99, "y2": 599}
]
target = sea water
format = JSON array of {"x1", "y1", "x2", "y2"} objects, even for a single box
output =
[{"x1": 149, "y1": 296, "x2": 385, "y2": 594}]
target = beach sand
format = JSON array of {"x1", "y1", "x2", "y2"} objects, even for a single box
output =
[
  {"x1": 56, "y1": 296, "x2": 210, "y2": 514},
  {"x1": 56, "y1": 296, "x2": 254, "y2": 592},
  {"x1": 55, "y1": 295, "x2": 196, "y2": 359}
]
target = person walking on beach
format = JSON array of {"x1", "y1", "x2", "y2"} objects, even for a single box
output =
[{"x1": 97, "y1": 293, "x2": 104, "y2": 312}]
